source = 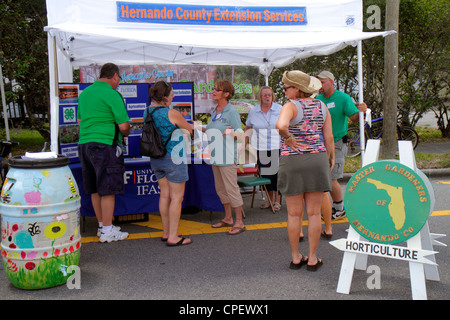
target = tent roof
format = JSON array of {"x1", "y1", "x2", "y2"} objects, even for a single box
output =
[{"x1": 45, "y1": 0, "x2": 392, "y2": 74}]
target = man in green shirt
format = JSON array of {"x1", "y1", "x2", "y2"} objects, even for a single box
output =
[
  {"x1": 77, "y1": 63, "x2": 130, "y2": 243},
  {"x1": 317, "y1": 70, "x2": 367, "y2": 220}
]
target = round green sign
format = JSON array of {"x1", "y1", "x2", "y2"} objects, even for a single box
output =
[{"x1": 344, "y1": 160, "x2": 431, "y2": 244}]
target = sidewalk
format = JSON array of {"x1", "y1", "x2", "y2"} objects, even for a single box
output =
[{"x1": 342, "y1": 141, "x2": 450, "y2": 181}]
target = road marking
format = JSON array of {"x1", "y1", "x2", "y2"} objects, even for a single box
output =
[{"x1": 81, "y1": 210, "x2": 450, "y2": 244}]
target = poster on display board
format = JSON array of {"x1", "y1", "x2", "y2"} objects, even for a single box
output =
[
  {"x1": 79, "y1": 64, "x2": 261, "y2": 118},
  {"x1": 58, "y1": 82, "x2": 194, "y2": 162}
]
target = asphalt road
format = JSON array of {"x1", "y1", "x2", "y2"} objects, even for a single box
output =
[{"x1": 1, "y1": 175, "x2": 449, "y2": 307}]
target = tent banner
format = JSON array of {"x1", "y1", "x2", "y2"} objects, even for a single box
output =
[
  {"x1": 79, "y1": 64, "x2": 261, "y2": 115},
  {"x1": 117, "y1": 2, "x2": 307, "y2": 26},
  {"x1": 46, "y1": 0, "x2": 363, "y2": 31}
]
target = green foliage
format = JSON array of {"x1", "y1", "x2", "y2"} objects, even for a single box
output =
[
  {"x1": 0, "y1": 0, "x2": 50, "y2": 140},
  {"x1": 270, "y1": 0, "x2": 449, "y2": 137},
  {"x1": 0, "y1": 128, "x2": 45, "y2": 154},
  {"x1": 1, "y1": 0, "x2": 448, "y2": 141}
]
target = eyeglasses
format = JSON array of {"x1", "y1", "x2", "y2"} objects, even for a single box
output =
[
  {"x1": 213, "y1": 87, "x2": 223, "y2": 92},
  {"x1": 283, "y1": 86, "x2": 294, "y2": 91},
  {"x1": 262, "y1": 94, "x2": 273, "y2": 97}
]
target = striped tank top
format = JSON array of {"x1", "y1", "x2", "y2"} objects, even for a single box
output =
[{"x1": 280, "y1": 99, "x2": 327, "y2": 156}]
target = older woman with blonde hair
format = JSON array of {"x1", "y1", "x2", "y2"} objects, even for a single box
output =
[
  {"x1": 276, "y1": 71, "x2": 335, "y2": 271},
  {"x1": 244, "y1": 86, "x2": 282, "y2": 211}
]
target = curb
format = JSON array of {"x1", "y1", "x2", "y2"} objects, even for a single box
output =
[{"x1": 342, "y1": 168, "x2": 450, "y2": 182}]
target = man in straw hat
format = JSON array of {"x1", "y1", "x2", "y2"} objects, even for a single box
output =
[{"x1": 316, "y1": 70, "x2": 367, "y2": 220}]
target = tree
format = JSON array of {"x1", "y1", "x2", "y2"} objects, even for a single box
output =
[
  {"x1": 396, "y1": 0, "x2": 449, "y2": 136},
  {"x1": 0, "y1": 0, "x2": 50, "y2": 140},
  {"x1": 269, "y1": 0, "x2": 449, "y2": 137}
]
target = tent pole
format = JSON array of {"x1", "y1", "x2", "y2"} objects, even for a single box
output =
[
  {"x1": 47, "y1": 33, "x2": 59, "y2": 153},
  {"x1": 357, "y1": 40, "x2": 365, "y2": 162}
]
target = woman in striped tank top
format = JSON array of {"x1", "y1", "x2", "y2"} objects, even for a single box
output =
[{"x1": 276, "y1": 70, "x2": 335, "y2": 271}]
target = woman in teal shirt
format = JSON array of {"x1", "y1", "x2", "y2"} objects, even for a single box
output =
[
  {"x1": 206, "y1": 80, "x2": 245, "y2": 235},
  {"x1": 146, "y1": 81, "x2": 194, "y2": 246}
]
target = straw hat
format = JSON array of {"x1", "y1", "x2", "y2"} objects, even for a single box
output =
[{"x1": 282, "y1": 70, "x2": 321, "y2": 94}]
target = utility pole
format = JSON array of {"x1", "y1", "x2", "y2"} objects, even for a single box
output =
[{"x1": 382, "y1": 0, "x2": 400, "y2": 159}]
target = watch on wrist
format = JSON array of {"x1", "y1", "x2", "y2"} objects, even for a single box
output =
[{"x1": 285, "y1": 134, "x2": 294, "y2": 142}]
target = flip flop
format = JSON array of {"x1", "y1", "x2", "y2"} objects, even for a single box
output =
[
  {"x1": 227, "y1": 226, "x2": 246, "y2": 235},
  {"x1": 260, "y1": 203, "x2": 271, "y2": 209},
  {"x1": 306, "y1": 258, "x2": 323, "y2": 271},
  {"x1": 289, "y1": 255, "x2": 308, "y2": 270},
  {"x1": 320, "y1": 230, "x2": 333, "y2": 240},
  {"x1": 167, "y1": 237, "x2": 192, "y2": 247},
  {"x1": 212, "y1": 220, "x2": 233, "y2": 228},
  {"x1": 161, "y1": 233, "x2": 182, "y2": 241}
]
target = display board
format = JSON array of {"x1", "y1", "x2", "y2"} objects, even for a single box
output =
[{"x1": 58, "y1": 82, "x2": 194, "y2": 162}]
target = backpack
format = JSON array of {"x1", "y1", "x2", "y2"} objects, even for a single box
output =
[{"x1": 140, "y1": 106, "x2": 172, "y2": 158}]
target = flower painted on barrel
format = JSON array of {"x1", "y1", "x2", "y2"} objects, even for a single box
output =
[
  {"x1": 7, "y1": 259, "x2": 17, "y2": 272},
  {"x1": 24, "y1": 191, "x2": 42, "y2": 204},
  {"x1": 44, "y1": 222, "x2": 66, "y2": 240},
  {"x1": 25, "y1": 262, "x2": 36, "y2": 270}
]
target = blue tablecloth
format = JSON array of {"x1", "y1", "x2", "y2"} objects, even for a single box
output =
[{"x1": 69, "y1": 157, "x2": 224, "y2": 216}]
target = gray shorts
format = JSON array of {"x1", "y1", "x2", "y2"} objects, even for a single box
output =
[{"x1": 331, "y1": 139, "x2": 348, "y2": 180}]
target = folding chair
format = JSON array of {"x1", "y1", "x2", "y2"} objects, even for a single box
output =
[{"x1": 237, "y1": 172, "x2": 275, "y2": 214}]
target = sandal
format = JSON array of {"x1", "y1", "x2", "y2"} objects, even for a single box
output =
[
  {"x1": 289, "y1": 255, "x2": 308, "y2": 270},
  {"x1": 167, "y1": 237, "x2": 192, "y2": 247},
  {"x1": 260, "y1": 202, "x2": 271, "y2": 209},
  {"x1": 161, "y1": 233, "x2": 182, "y2": 241},
  {"x1": 212, "y1": 220, "x2": 233, "y2": 228},
  {"x1": 306, "y1": 258, "x2": 323, "y2": 271},
  {"x1": 320, "y1": 230, "x2": 333, "y2": 240},
  {"x1": 227, "y1": 226, "x2": 246, "y2": 235},
  {"x1": 273, "y1": 202, "x2": 281, "y2": 212}
]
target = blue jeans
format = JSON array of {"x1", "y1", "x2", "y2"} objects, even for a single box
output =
[{"x1": 150, "y1": 153, "x2": 189, "y2": 183}]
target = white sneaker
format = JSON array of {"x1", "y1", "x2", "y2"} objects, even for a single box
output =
[
  {"x1": 97, "y1": 225, "x2": 121, "y2": 237},
  {"x1": 332, "y1": 208, "x2": 346, "y2": 220},
  {"x1": 99, "y1": 228, "x2": 129, "y2": 243}
]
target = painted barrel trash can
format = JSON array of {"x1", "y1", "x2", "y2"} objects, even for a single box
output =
[{"x1": 0, "y1": 155, "x2": 81, "y2": 289}]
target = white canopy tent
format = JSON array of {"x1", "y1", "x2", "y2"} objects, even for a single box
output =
[{"x1": 45, "y1": 0, "x2": 393, "y2": 153}]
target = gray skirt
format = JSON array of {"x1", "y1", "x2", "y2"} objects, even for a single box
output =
[{"x1": 278, "y1": 152, "x2": 332, "y2": 196}]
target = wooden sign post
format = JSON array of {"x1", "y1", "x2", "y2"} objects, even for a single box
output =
[{"x1": 332, "y1": 140, "x2": 446, "y2": 300}]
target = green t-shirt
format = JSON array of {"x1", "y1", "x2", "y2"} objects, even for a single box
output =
[
  {"x1": 77, "y1": 81, "x2": 130, "y2": 145},
  {"x1": 317, "y1": 90, "x2": 359, "y2": 141}
]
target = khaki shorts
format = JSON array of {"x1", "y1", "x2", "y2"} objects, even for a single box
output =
[{"x1": 331, "y1": 139, "x2": 348, "y2": 180}]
